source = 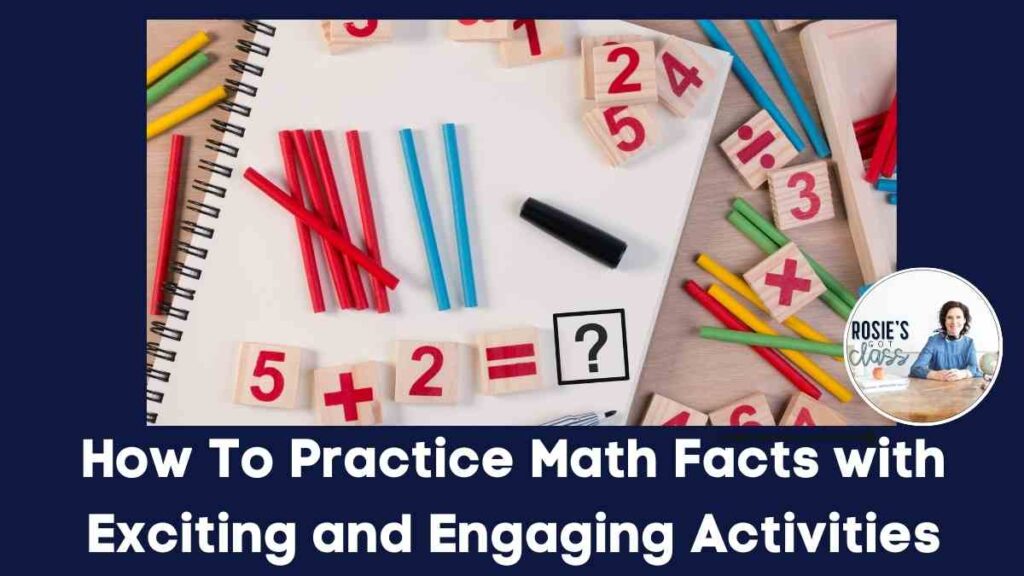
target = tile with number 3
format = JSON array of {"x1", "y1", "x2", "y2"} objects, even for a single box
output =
[
  {"x1": 233, "y1": 342, "x2": 303, "y2": 409},
  {"x1": 583, "y1": 104, "x2": 660, "y2": 167},
  {"x1": 768, "y1": 160, "x2": 836, "y2": 231},
  {"x1": 394, "y1": 341, "x2": 459, "y2": 404}
]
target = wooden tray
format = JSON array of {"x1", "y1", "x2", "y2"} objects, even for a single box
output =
[{"x1": 801, "y1": 20, "x2": 896, "y2": 283}]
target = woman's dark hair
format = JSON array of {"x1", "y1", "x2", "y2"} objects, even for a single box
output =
[{"x1": 939, "y1": 301, "x2": 972, "y2": 338}]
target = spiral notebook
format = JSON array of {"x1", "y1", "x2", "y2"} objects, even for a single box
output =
[{"x1": 146, "y1": 19, "x2": 731, "y2": 425}]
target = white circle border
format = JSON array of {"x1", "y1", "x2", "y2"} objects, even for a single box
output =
[{"x1": 843, "y1": 267, "x2": 1003, "y2": 426}]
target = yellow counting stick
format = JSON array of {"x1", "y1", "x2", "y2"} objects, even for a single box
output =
[
  {"x1": 147, "y1": 31, "x2": 211, "y2": 86},
  {"x1": 146, "y1": 85, "x2": 227, "y2": 140},
  {"x1": 696, "y1": 253, "x2": 842, "y2": 362},
  {"x1": 707, "y1": 284, "x2": 854, "y2": 403}
]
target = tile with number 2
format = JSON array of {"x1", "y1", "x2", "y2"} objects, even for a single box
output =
[
  {"x1": 592, "y1": 40, "x2": 657, "y2": 105},
  {"x1": 395, "y1": 341, "x2": 458, "y2": 404}
]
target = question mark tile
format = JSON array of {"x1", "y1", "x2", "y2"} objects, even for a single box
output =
[
  {"x1": 552, "y1": 309, "x2": 629, "y2": 385},
  {"x1": 394, "y1": 341, "x2": 459, "y2": 404}
]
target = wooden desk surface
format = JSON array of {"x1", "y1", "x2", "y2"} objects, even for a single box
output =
[
  {"x1": 146, "y1": 20, "x2": 891, "y2": 426},
  {"x1": 860, "y1": 378, "x2": 987, "y2": 423}
]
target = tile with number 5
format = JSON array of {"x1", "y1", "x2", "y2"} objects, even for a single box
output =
[
  {"x1": 233, "y1": 342, "x2": 304, "y2": 409},
  {"x1": 583, "y1": 104, "x2": 660, "y2": 167},
  {"x1": 394, "y1": 341, "x2": 459, "y2": 404}
]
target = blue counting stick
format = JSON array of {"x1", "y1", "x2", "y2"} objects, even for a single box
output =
[
  {"x1": 747, "y1": 20, "x2": 830, "y2": 158},
  {"x1": 876, "y1": 178, "x2": 898, "y2": 193},
  {"x1": 399, "y1": 129, "x2": 451, "y2": 311},
  {"x1": 696, "y1": 20, "x2": 806, "y2": 153},
  {"x1": 887, "y1": 193, "x2": 898, "y2": 205},
  {"x1": 441, "y1": 123, "x2": 478, "y2": 308}
]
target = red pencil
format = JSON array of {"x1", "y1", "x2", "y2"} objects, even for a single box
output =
[
  {"x1": 150, "y1": 134, "x2": 186, "y2": 316},
  {"x1": 682, "y1": 280, "x2": 822, "y2": 399},
  {"x1": 290, "y1": 130, "x2": 354, "y2": 309},
  {"x1": 311, "y1": 130, "x2": 369, "y2": 310},
  {"x1": 244, "y1": 167, "x2": 400, "y2": 289},
  {"x1": 278, "y1": 132, "x2": 326, "y2": 314},
  {"x1": 881, "y1": 133, "x2": 897, "y2": 177},
  {"x1": 853, "y1": 112, "x2": 886, "y2": 135},
  {"x1": 346, "y1": 130, "x2": 390, "y2": 313},
  {"x1": 865, "y1": 95, "x2": 897, "y2": 184}
]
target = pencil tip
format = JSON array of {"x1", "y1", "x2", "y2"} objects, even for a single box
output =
[{"x1": 604, "y1": 410, "x2": 617, "y2": 418}]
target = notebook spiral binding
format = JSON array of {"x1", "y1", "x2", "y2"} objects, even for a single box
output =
[{"x1": 146, "y1": 20, "x2": 276, "y2": 424}]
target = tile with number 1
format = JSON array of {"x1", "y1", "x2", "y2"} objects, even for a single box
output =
[
  {"x1": 498, "y1": 20, "x2": 565, "y2": 67},
  {"x1": 233, "y1": 342, "x2": 303, "y2": 409},
  {"x1": 394, "y1": 341, "x2": 459, "y2": 404}
]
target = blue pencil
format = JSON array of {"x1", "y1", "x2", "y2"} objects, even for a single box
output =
[
  {"x1": 696, "y1": 20, "x2": 806, "y2": 153},
  {"x1": 399, "y1": 128, "x2": 451, "y2": 311},
  {"x1": 876, "y1": 178, "x2": 897, "y2": 193},
  {"x1": 441, "y1": 123, "x2": 478, "y2": 308},
  {"x1": 747, "y1": 20, "x2": 830, "y2": 158},
  {"x1": 886, "y1": 193, "x2": 898, "y2": 205}
]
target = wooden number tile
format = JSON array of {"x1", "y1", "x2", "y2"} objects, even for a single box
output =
[
  {"x1": 779, "y1": 392, "x2": 847, "y2": 426},
  {"x1": 498, "y1": 20, "x2": 566, "y2": 67},
  {"x1": 743, "y1": 242, "x2": 826, "y2": 322},
  {"x1": 582, "y1": 104, "x2": 660, "y2": 167},
  {"x1": 321, "y1": 21, "x2": 355, "y2": 54},
  {"x1": 768, "y1": 160, "x2": 836, "y2": 231},
  {"x1": 721, "y1": 109, "x2": 799, "y2": 189},
  {"x1": 641, "y1": 393, "x2": 708, "y2": 426},
  {"x1": 592, "y1": 41, "x2": 657, "y2": 105},
  {"x1": 708, "y1": 393, "x2": 776, "y2": 426},
  {"x1": 233, "y1": 342, "x2": 303, "y2": 409},
  {"x1": 477, "y1": 327, "x2": 543, "y2": 394},
  {"x1": 313, "y1": 362, "x2": 382, "y2": 426},
  {"x1": 655, "y1": 36, "x2": 717, "y2": 118},
  {"x1": 394, "y1": 341, "x2": 459, "y2": 404},
  {"x1": 580, "y1": 35, "x2": 645, "y2": 99},
  {"x1": 327, "y1": 20, "x2": 393, "y2": 43},
  {"x1": 774, "y1": 20, "x2": 811, "y2": 32},
  {"x1": 448, "y1": 19, "x2": 512, "y2": 41}
]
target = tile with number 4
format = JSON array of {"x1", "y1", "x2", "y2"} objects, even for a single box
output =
[
  {"x1": 641, "y1": 393, "x2": 708, "y2": 426},
  {"x1": 721, "y1": 109, "x2": 799, "y2": 189},
  {"x1": 708, "y1": 393, "x2": 775, "y2": 426},
  {"x1": 448, "y1": 19, "x2": 512, "y2": 41},
  {"x1": 498, "y1": 20, "x2": 565, "y2": 67},
  {"x1": 655, "y1": 36, "x2": 717, "y2": 118},
  {"x1": 778, "y1": 392, "x2": 847, "y2": 426},
  {"x1": 592, "y1": 41, "x2": 657, "y2": 105},
  {"x1": 583, "y1": 104, "x2": 660, "y2": 167},
  {"x1": 233, "y1": 342, "x2": 303, "y2": 409},
  {"x1": 328, "y1": 20, "x2": 393, "y2": 43},
  {"x1": 314, "y1": 363, "x2": 382, "y2": 426},
  {"x1": 768, "y1": 160, "x2": 836, "y2": 231},
  {"x1": 395, "y1": 341, "x2": 459, "y2": 404},
  {"x1": 743, "y1": 242, "x2": 826, "y2": 322}
]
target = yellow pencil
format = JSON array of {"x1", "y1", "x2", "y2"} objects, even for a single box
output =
[
  {"x1": 696, "y1": 253, "x2": 842, "y2": 362},
  {"x1": 147, "y1": 31, "x2": 211, "y2": 87},
  {"x1": 707, "y1": 284, "x2": 854, "y2": 403},
  {"x1": 146, "y1": 85, "x2": 227, "y2": 140}
]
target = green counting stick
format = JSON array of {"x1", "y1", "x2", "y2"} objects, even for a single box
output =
[
  {"x1": 727, "y1": 210, "x2": 852, "y2": 319},
  {"x1": 732, "y1": 197, "x2": 858, "y2": 309},
  {"x1": 700, "y1": 326, "x2": 844, "y2": 357},
  {"x1": 146, "y1": 52, "x2": 210, "y2": 107}
]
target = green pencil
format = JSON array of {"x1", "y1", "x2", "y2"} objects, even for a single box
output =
[
  {"x1": 146, "y1": 52, "x2": 211, "y2": 107},
  {"x1": 699, "y1": 326, "x2": 844, "y2": 357}
]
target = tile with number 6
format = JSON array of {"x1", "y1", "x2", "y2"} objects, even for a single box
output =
[
  {"x1": 583, "y1": 104, "x2": 660, "y2": 167},
  {"x1": 233, "y1": 342, "x2": 304, "y2": 409},
  {"x1": 314, "y1": 363, "x2": 382, "y2": 426},
  {"x1": 394, "y1": 341, "x2": 459, "y2": 404}
]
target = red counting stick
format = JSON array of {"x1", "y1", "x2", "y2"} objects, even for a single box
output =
[
  {"x1": 290, "y1": 130, "x2": 354, "y2": 309},
  {"x1": 345, "y1": 130, "x2": 390, "y2": 313},
  {"x1": 278, "y1": 132, "x2": 326, "y2": 313},
  {"x1": 881, "y1": 133, "x2": 897, "y2": 177},
  {"x1": 865, "y1": 95, "x2": 897, "y2": 184},
  {"x1": 244, "y1": 167, "x2": 400, "y2": 289},
  {"x1": 311, "y1": 130, "x2": 368, "y2": 310},
  {"x1": 683, "y1": 280, "x2": 821, "y2": 399},
  {"x1": 853, "y1": 112, "x2": 886, "y2": 135},
  {"x1": 150, "y1": 134, "x2": 186, "y2": 315}
]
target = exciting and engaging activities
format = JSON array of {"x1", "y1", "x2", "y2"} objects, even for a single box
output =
[{"x1": 145, "y1": 19, "x2": 912, "y2": 425}]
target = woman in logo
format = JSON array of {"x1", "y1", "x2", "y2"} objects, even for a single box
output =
[{"x1": 909, "y1": 301, "x2": 982, "y2": 381}]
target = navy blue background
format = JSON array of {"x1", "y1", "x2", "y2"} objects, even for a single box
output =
[{"x1": 12, "y1": 1, "x2": 1017, "y2": 572}]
